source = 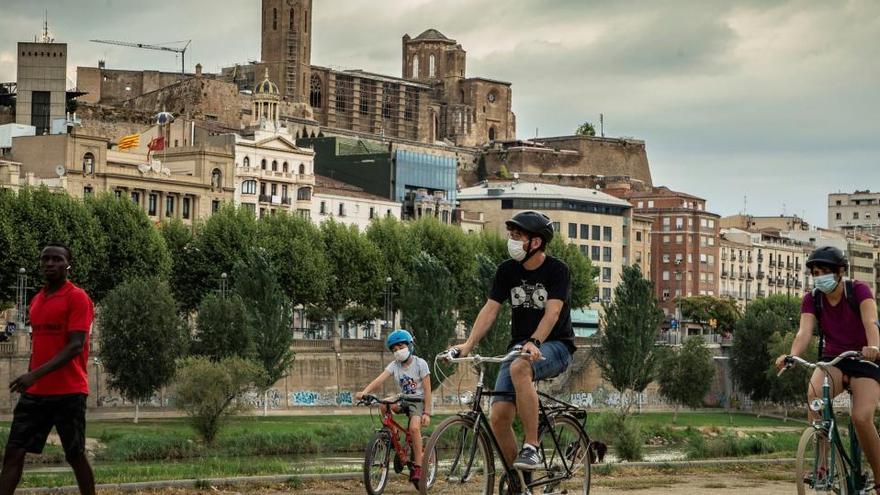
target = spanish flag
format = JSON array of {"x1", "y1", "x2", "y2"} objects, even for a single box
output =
[{"x1": 118, "y1": 133, "x2": 140, "y2": 150}]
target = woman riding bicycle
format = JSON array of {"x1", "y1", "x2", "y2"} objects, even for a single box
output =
[{"x1": 775, "y1": 246, "x2": 880, "y2": 488}]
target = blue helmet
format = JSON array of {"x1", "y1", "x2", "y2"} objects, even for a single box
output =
[{"x1": 386, "y1": 329, "x2": 414, "y2": 353}]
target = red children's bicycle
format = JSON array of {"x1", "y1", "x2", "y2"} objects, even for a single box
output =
[{"x1": 359, "y1": 394, "x2": 437, "y2": 494}]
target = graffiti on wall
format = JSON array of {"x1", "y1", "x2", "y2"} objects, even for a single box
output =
[
  {"x1": 290, "y1": 390, "x2": 353, "y2": 406},
  {"x1": 240, "y1": 389, "x2": 284, "y2": 409},
  {"x1": 568, "y1": 386, "x2": 668, "y2": 409}
]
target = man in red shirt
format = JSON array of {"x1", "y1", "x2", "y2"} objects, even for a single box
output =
[{"x1": 0, "y1": 244, "x2": 95, "y2": 495}]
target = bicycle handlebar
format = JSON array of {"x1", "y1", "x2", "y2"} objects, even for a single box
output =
[
  {"x1": 778, "y1": 351, "x2": 879, "y2": 377},
  {"x1": 356, "y1": 394, "x2": 423, "y2": 407},
  {"x1": 436, "y1": 348, "x2": 541, "y2": 366}
]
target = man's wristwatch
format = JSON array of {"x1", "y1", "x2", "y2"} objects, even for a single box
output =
[{"x1": 527, "y1": 337, "x2": 542, "y2": 347}]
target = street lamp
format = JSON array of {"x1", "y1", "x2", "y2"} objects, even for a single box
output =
[{"x1": 383, "y1": 277, "x2": 393, "y2": 337}]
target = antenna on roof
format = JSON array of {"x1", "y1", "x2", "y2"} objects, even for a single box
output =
[
  {"x1": 600, "y1": 113, "x2": 604, "y2": 137},
  {"x1": 742, "y1": 194, "x2": 747, "y2": 215}
]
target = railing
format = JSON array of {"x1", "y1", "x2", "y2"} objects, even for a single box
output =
[
  {"x1": 259, "y1": 194, "x2": 272, "y2": 203},
  {"x1": 757, "y1": 255, "x2": 764, "y2": 263},
  {"x1": 292, "y1": 339, "x2": 334, "y2": 351},
  {"x1": 281, "y1": 197, "x2": 291, "y2": 205},
  {"x1": 768, "y1": 278, "x2": 776, "y2": 286},
  {"x1": 730, "y1": 254, "x2": 737, "y2": 261},
  {"x1": 0, "y1": 342, "x2": 14, "y2": 355},
  {"x1": 721, "y1": 270, "x2": 729, "y2": 278},
  {"x1": 746, "y1": 272, "x2": 754, "y2": 280},
  {"x1": 340, "y1": 339, "x2": 384, "y2": 352},
  {"x1": 769, "y1": 260, "x2": 776, "y2": 267},
  {"x1": 757, "y1": 270, "x2": 765, "y2": 279},
  {"x1": 757, "y1": 290, "x2": 766, "y2": 297}
]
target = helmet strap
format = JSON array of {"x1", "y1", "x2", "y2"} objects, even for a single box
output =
[{"x1": 519, "y1": 236, "x2": 540, "y2": 264}]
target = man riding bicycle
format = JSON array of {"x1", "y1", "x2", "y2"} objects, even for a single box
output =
[
  {"x1": 775, "y1": 246, "x2": 880, "y2": 489},
  {"x1": 449, "y1": 210, "x2": 575, "y2": 471}
]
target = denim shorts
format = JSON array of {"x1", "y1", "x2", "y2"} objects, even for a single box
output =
[{"x1": 492, "y1": 340, "x2": 572, "y2": 403}]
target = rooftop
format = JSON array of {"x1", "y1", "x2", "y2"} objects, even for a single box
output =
[{"x1": 459, "y1": 181, "x2": 632, "y2": 208}]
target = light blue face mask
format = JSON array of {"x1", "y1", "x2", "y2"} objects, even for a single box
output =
[{"x1": 813, "y1": 273, "x2": 839, "y2": 294}]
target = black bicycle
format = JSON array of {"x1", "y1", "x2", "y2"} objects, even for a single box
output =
[{"x1": 418, "y1": 349, "x2": 591, "y2": 495}]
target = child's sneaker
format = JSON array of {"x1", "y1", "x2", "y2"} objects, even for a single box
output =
[{"x1": 410, "y1": 464, "x2": 422, "y2": 489}]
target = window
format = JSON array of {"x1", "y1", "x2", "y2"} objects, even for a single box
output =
[
  {"x1": 836, "y1": 200, "x2": 842, "y2": 205},
  {"x1": 271, "y1": 183, "x2": 277, "y2": 196},
  {"x1": 663, "y1": 271, "x2": 670, "y2": 281},
  {"x1": 676, "y1": 235, "x2": 683, "y2": 244},
  {"x1": 488, "y1": 127, "x2": 496, "y2": 141},
  {"x1": 320, "y1": 201, "x2": 327, "y2": 215},
  {"x1": 700, "y1": 253, "x2": 708, "y2": 263},
  {"x1": 369, "y1": 207, "x2": 376, "y2": 219},
  {"x1": 568, "y1": 223, "x2": 577, "y2": 239},
  {"x1": 211, "y1": 169, "x2": 222, "y2": 189},
  {"x1": 636, "y1": 231, "x2": 642, "y2": 242},
  {"x1": 663, "y1": 235, "x2": 670, "y2": 243},
  {"x1": 591, "y1": 246, "x2": 600, "y2": 262},
  {"x1": 260, "y1": 182, "x2": 266, "y2": 196},
  {"x1": 675, "y1": 271, "x2": 682, "y2": 281},
  {"x1": 602, "y1": 288, "x2": 612, "y2": 301},
  {"x1": 579, "y1": 224, "x2": 588, "y2": 240},
  {"x1": 82, "y1": 152, "x2": 95, "y2": 175},
  {"x1": 298, "y1": 209, "x2": 310, "y2": 219},
  {"x1": 603, "y1": 226, "x2": 612, "y2": 241},
  {"x1": 603, "y1": 247, "x2": 612, "y2": 262},
  {"x1": 149, "y1": 194, "x2": 157, "y2": 215},
  {"x1": 271, "y1": 160, "x2": 277, "y2": 172},
  {"x1": 412, "y1": 56, "x2": 420, "y2": 78},
  {"x1": 283, "y1": 161, "x2": 289, "y2": 173},
  {"x1": 675, "y1": 253, "x2": 683, "y2": 263},
  {"x1": 648, "y1": 200, "x2": 654, "y2": 208},
  {"x1": 635, "y1": 251, "x2": 642, "y2": 263},
  {"x1": 31, "y1": 90, "x2": 50, "y2": 134},
  {"x1": 182, "y1": 197, "x2": 191, "y2": 219},
  {"x1": 83, "y1": 186, "x2": 93, "y2": 197},
  {"x1": 429, "y1": 54, "x2": 436, "y2": 77},
  {"x1": 299, "y1": 163, "x2": 306, "y2": 175},
  {"x1": 166, "y1": 196, "x2": 175, "y2": 216},
  {"x1": 281, "y1": 185, "x2": 288, "y2": 199},
  {"x1": 602, "y1": 267, "x2": 612, "y2": 282},
  {"x1": 708, "y1": 219, "x2": 715, "y2": 228},
  {"x1": 700, "y1": 218, "x2": 708, "y2": 227},
  {"x1": 272, "y1": 7, "x2": 278, "y2": 29},
  {"x1": 309, "y1": 74, "x2": 323, "y2": 108},
  {"x1": 551, "y1": 221, "x2": 560, "y2": 233},
  {"x1": 131, "y1": 191, "x2": 140, "y2": 204},
  {"x1": 338, "y1": 203, "x2": 345, "y2": 216},
  {"x1": 675, "y1": 217, "x2": 684, "y2": 229},
  {"x1": 580, "y1": 245, "x2": 588, "y2": 256},
  {"x1": 708, "y1": 237, "x2": 715, "y2": 246},
  {"x1": 261, "y1": 159, "x2": 267, "y2": 170},
  {"x1": 662, "y1": 289, "x2": 670, "y2": 299},
  {"x1": 637, "y1": 201, "x2": 644, "y2": 208},
  {"x1": 114, "y1": 190, "x2": 122, "y2": 199},
  {"x1": 243, "y1": 157, "x2": 250, "y2": 168},
  {"x1": 212, "y1": 200, "x2": 220, "y2": 213},
  {"x1": 708, "y1": 254, "x2": 715, "y2": 264},
  {"x1": 592, "y1": 225, "x2": 600, "y2": 240},
  {"x1": 663, "y1": 217, "x2": 671, "y2": 226},
  {"x1": 242, "y1": 180, "x2": 257, "y2": 195},
  {"x1": 663, "y1": 254, "x2": 670, "y2": 263},
  {"x1": 297, "y1": 187, "x2": 311, "y2": 200},
  {"x1": 386, "y1": 209, "x2": 392, "y2": 217},
  {"x1": 854, "y1": 212, "x2": 859, "y2": 219}
]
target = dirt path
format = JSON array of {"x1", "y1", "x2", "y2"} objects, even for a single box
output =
[{"x1": 81, "y1": 468, "x2": 793, "y2": 494}]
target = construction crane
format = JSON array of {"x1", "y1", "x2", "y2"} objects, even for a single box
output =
[{"x1": 90, "y1": 39, "x2": 191, "y2": 74}]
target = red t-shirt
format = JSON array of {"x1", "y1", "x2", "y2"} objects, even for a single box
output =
[
  {"x1": 802, "y1": 279, "x2": 875, "y2": 357},
  {"x1": 27, "y1": 280, "x2": 94, "y2": 395}
]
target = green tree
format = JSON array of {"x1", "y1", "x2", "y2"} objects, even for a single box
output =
[
  {"x1": 594, "y1": 265, "x2": 664, "y2": 415},
  {"x1": 766, "y1": 331, "x2": 817, "y2": 420},
  {"x1": 398, "y1": 252, "x2": 458, "y2": 389},
  {"x1": 257, "y1": 213, "x2": 329, "y2": 306},
  {"x1": 366, "y1": 216, "x2": 419, "y2": 309},
  {"x1": 88, "y1": 193, "x2": 171, "y2": 301},
  {"x1": 232, "y1": 248, "x2": 295, "y2": 415},
  {"x1": 174, "y1": 356, "x2": 266, "y2": 444},
  {"x1": 730, "y1": 295, "x2": 801, "y2": 402},
  {"x1": 408, "y1": 217, "x2": 477, "y2": 309},
  {"x1": 159, "y1": 219, "x2": 198, "y2": 311},
  {"x1": 98, "y1": 277, "x2": 187, "y2": 422},
  {"x1": 193, "y1": 293, "x2": 254, "y2": 361},
  {"x1": 575, "y1": 122, "x2": 596, "y2": 137},
  {"x1": 680, "y1": 295, "x2": 741, "y2": 332},
  {"x1": 657, "y1": 337, "x2": 715, "y2": 421},
  {"x1": 320, "y1": 220, "x2": 385, "y2": 335},
  {"x1": 469, "y1": 254, "x2": 512, "y2": 387},
  {"x1": 0, "y1": 187, "x2": 105, "y2": 302},
  {"x1": 546, "y1": 237, "x2": 598, "y2": 308},
  {"x1": 179, "y1": 205, "x2": 258, "y2": 311}
]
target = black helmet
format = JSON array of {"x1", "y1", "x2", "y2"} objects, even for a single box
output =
[
  {"x1": 806, "y1": 246, "x2": 847, "y2": 270},
  {"x1": 505, "y1": 210, "x2": 554, "y2": 246}
]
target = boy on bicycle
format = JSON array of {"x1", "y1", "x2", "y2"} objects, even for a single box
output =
[{"x1": 356, "y1": 329, "x2": 432, "y2": 485}]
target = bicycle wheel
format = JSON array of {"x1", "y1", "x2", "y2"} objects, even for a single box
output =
[
  {"x1": 419, "y1": 415, "x2": 495, "y2": 495},
  {"x1": 796, "y1": 427, "x2": 848, "y2": 495},
  {"x1": 364, "y1": 429, "x2": 392, "y2": 495},
  {"x1": 538, "y1": 413, "x2": 591, "y2": 494}
]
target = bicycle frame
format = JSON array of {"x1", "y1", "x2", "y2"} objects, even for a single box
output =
[
  {"x1": 812, "y1": 366, "x2": 867, "y2": 493},
  {"x1": 378, "y1": 402, "x2": 417, "y2": 466},
  {"x1": 448, "y1": 355, "x2": 587, "y2": 492}
]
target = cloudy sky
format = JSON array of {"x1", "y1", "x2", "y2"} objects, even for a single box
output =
[{"x1": 2, "y1": 0, "x2": 878, "y2": 228}]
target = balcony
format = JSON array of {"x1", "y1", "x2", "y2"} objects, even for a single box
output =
[
  {"x1": 757, "y1": 270, "x2": 765, "y2": 279},
  {"x1": 776, "y1": 277, "x2": 785, "y2": 286},
  {"x1": 795, "y1": 281, "x2": 803, "y2": 289},
  {"x1": 768, "y1": 278, "x2": 776, "y2": 287},
  {"x1": 738, "y1": 273, "x2": 745, "y2": 280},
  {"x1": 721, "y1": 270, "x2": 729, "y2": 278},
  {"x1": 747, "y1": 254, "x2": 754, "y2": 263},
  {"x1": 730, "y1": 254, "x2": 737, "y2": 262},
  {"x1": 757, "y1": 254, "x2": 764, "y2": 263},
  {"x1": 757, "y1": 290, "x2": 766, "y2": 298},
  {"x1": 747, "y1": 272, "x2": 754, "y2": 280},
  {"x1": 281, "y1": 196, "x2": 291, "y2": 205},
  {"x1": 795, "y1": 263, "x2": 802, "y2": 271},
  {"x1": 769, "y1": 260, "x2": 776, "y2": 267}
]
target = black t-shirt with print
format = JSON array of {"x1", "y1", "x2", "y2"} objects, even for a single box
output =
[{"x1": 489, "y1": 255, "x2": 576, "y2": 355}]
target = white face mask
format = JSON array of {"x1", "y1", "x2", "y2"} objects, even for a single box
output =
[
  {"x1": 507, "y1": 238, "x2": 527, "y2": 262},
  {"x1": 393, "y1": 348, "x2": 410, "y2": 362}
]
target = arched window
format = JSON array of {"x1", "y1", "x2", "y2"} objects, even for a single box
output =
[
  {"x1": 243, "y1": 156, "x2": 250, "y2": 168},
  {"x1": 460, "y1": 89, "x2": 465, "y2": 103},
  {"x1": 261, "y1": 159, "x2": 267, "y2": 170},
  {"x1": 412, "y1": 56, "x2": 419, "y2": 78},
  {"x1": 271, "y1": 160, "x2": 278, "y2": 171},
  {"x1": 282, "y1": 161, "x2": 289, "y2": 173},
  {"x1": 297, "y1": 187, "x2": 311, "y2": 201},
  {"x1": 299, "y1": 163, "x2": 305, "y2": 174},
  {"x1": 309, "y1": 74, "x2": 322, "y2": 108},
  {"x1": 272, "y1": 8, "x2": 278, "y2": 30},
  {"x1": 488, "y1": 127, "x2": 496, "y2": 141},
  {"x1": 429, "y1": 54, "x2": 436, "y2": 77},
  {"x1": 242, "y1": 179, "x2": 257, "y2": 195},
  {"x1": 82, "y1": 152, "x2": 95, "y2": 175},
  {"x1": 211, "y1": 169, "x2": 222, "y2": 189}
]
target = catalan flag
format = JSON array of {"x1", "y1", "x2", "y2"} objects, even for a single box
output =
[{"x1": 117, "y1": 133, "x2": 140, "y2": 150}]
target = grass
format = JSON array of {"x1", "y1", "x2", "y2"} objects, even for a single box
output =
[{"x1": 684, "y1": 430, "x2": 801, "y2": 459}]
